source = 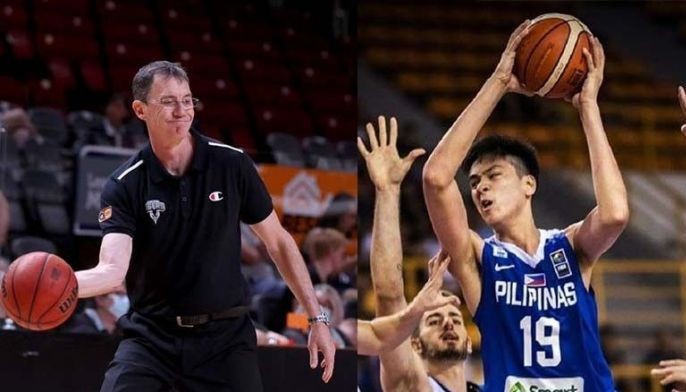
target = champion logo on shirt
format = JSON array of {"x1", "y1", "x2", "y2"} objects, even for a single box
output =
[
  {"x1": 209, "y1": 191, "x2": 224, "y2": 202},
  {"x1": 524, "y1": 273, "x2": 546, "y2": 287}
]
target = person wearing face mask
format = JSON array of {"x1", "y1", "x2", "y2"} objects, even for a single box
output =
[{"x1": 62, "y1": 285, "x2": 129, "y2": 335}]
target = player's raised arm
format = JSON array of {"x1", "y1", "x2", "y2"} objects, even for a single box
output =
[
  {"x1": 422, "y1": 20, "x2": 531, "y2": 314},
  {"x1": 564, "y1": 37, "x2": 629, "y2": 282},
  {"x1": 358, "y1": 116, "x2": 431, "y2": 391},
  {"x1": 358, "y1": 116, "x2": 425, "y2": 316},
  {"x1": 75, "y1": 233, "x2": 131, "y2": 298}
]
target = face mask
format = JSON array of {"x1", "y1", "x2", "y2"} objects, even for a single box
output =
[{"x1": 108, "y1": 294, "x2": 130, "y2": 319}]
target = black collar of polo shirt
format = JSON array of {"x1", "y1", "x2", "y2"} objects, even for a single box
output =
[{"x1": 145, "y1": 128, "x2": 209, "y2": 183}]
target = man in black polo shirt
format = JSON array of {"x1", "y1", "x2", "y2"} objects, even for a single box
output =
[{"x1": 74, "y1": 61, "x2": 336, "y2": 391}]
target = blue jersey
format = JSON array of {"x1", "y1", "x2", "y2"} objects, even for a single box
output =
[{"x1": 473, "y1": 229, "x2": 615, "y2": 392}]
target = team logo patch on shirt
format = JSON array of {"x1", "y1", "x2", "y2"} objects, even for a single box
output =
[
  {"x1": 209, "y1": 191, "x2": 223, "y2": 202},
  {"x1": 145, "y1": 200, "x2": 166, "y2": 224},
  {"x1": 551, "y1": 248, "x2": 572, "y2": 279},
  {"x1": 98, "y1": 206, "x2": 112, "y2": 223},
  {"x1": 524, "y1": 273, "x2": 546, "y2": 287}
]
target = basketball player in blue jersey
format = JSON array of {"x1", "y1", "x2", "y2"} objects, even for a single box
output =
[
  {"x1": 359, "y1": 116, "x2": 480, "y2": 392},
  {"x1": 422, "y1": 20, "x2": 629, "y2": 392}
]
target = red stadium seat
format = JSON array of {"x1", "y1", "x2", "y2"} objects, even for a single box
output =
[
  {"x1": 0, "y1": 76, "x2": 28, "y2": 105},
  {"x1": 252, "y1": 107, "x2": 313, "y2": 138},
  {"x1": 235, "y1": 58, "x2": 291, "y2": 84},
  {"x1": 80, "y1": 61, "x2": 108, "y2": 92},
  {"x1": 34, "y1": 12, "x2": 95, "y2": 36},
  {"x1": 198, "y1": 101, "x2": 249, "y2": 126},
  {"x1": 227, "y1": 127, "x2": 256, "y2": 152},
  {"x1": 6, "y1": 30, "x2": 33, "y2": 60},
  {"x1": 48, "y1": 59, "x2": 76, "y2": 89},
  {"x1": 166, "y1": 30, "x2": 224, "y2": 55},
  {"x1": 175, "y1": 54, "x2": 232, "y2": 79},
  {"x1": 243, "y1": 83, "x2": 303, "y2": 109},
  {"x1": 192, "y1": 77, "x2": 240, "y2": 100},
  {"x1": 29, "y1": 79, "x2": 66, "y2": 109},
  {"x1": 108, "y1": 65, "x2": 140, "y2": 92},
  {"x1": 297, "y1": 66, "x2": 351, "y2": 91},
  {"x1": 34, "y1": 0, "x2": 90, "y2": 14},
  {"x1": 160, "y1": 7, "x2": 211, "y2": 31},
  {"x1": 106, "y1": 42, "x2": 164, "y2": 67},
  {"x1": 0, "y1": 4, "x2": 28, "y2": 30},
  {"x1": 305, "y1": 91, "x2": 354, "y2": 115},
  {"x1": 102, "y1": 22, "x2": 160, "y2": 45},
  {"x1": 37, "y1": 33, "x2": 100, "y2": 61},
  {"x1": 316, "y1": 114, "x2": 356, "y2": 141},
  {"x1": 222, "y1": 19, "x2": 274, "y2": 41},
  {"x1": 227, "y1": 39, "x2": 282, "y2": 62},
  {"x1": 96, "y1": 0, "x2": 155, "y2": 23}
]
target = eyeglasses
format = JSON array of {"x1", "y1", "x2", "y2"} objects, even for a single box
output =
[{"x1": 145, "y1": 97, "x2": 200, "y2": 109}]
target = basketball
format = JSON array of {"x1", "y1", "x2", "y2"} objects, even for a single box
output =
[
  {"x1": 513, "y1": 13, "x2": 592, "y2": 99},
  {"x1": 1, "y1": 252, "x2": 79, "y2": 331}
]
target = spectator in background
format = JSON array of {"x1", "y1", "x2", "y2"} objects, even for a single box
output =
[
  {"x1": 240, "y1": 223, "x2": 280, "y2": 296},
  {"x1": 0, "y1": 108, "x2": 42, "y2": 149},
  {"x1": 0, "y1": 257, "x2": 14, "y2": 330},
  {"x1": 91, "y1": 94, "x2": 147, "y2": 149},
  {"x1": 303, "y1": 227, "x2": 355, "y2": 293},
  {"x1": 286, "y1": 283, "x2": 354, "y2": 348},
  {"x1": 0, "y1": 191, "x2": 10, "y2": 264},
  {"x1": 62, "y1": 284, "x2": 129, "y2": 335},
  {"x1": 318, "y1": 192, "x2": 357, "y2": 239}
]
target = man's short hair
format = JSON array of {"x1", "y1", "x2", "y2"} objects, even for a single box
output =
[
  {"x1": 461, "y1": 134, "x2": 539, "y2": 182},
  {"x1": 412, "y1": 290, "x2": 461, "y2": 338},
  {"x1": 131, "y1": 61, "x2": 189, "y2": 101},
  {"x1": 302, "y1": 227, "x2": 347, "y2": 261}
]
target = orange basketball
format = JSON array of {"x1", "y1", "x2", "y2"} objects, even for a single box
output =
[
  {"x1": 514, "y1": 13, "x2": 592, "y2": 99},
  {"x1": 1, "y1": 252, "x2": 79, "y2": 331}
]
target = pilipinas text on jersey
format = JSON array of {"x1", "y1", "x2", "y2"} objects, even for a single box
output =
[{"x1": 472, "y1": 229, "x2": 616, "y2": 392}]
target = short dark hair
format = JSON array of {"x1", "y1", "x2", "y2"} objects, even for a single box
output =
[
  {"x1": 461, "y1": 134, "x2": 539, "y2": 181},
  {"x1": 412, "y1": 290, "x2": 461, "y2": 338},
  {"x1": 131, "y1": 61, "x2": 189, "y2": 101}
]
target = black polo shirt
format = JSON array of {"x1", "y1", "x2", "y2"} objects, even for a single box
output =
[{"x1": 99, "y1": 130, "x2": 273, "y2": 317}]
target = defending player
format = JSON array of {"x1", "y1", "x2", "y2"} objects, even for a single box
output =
[
  {"x1": 359, "y1": 116, "x2": 479, "y2": 392},
  {"x1": 358, "y1": 251, "x2": 458, "y2": 356},
  {"x1": 422, "y1": 21, "x2": 629, "y2": 391}
]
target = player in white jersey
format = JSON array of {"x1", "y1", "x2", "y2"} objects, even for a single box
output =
[
  {"x1": 422, "y1": 20, "x2": 628, "y2": 391},
  {"x1": 358, "y1": 251, "x2": 457, "y2": 356},
  {"x1": 358, "y1": 117, "x2": 480, "y2": 392}
]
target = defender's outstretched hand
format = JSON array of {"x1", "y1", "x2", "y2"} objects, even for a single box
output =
[
  {"x1": 492, "y1": 19, "x2": 533, "y2": 96},
  {"x1": 678, "y1": 86, "x2": 686, "y2": 135},
  {"x1": 567, "y1": 36, "x2": 605, "y2": 108},
  {"x1": 407, "y1": 250, "x2": 459, "y2": 314},
  {"x1": 358, "y1": 116, "x2": 425, "y2": 190},
  {"x1": 651, "y1": 359, "x2": 686, "y2": 391}
]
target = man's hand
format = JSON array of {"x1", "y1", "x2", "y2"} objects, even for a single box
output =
[
  {"x1": 678, "y1": 86, "x2": 686, "y2": 135},
  {"x1": 308, "y1": 322, "x2": 336, "y2": 383},
  {"x1": 492, "y1": 19, "x2": 532, "y2": 95},
  {"x1": 358, "y1": 116, "x2": 425, "y2": 191},
  {"x1": 566, "y1": 36, "x2": 605, "y2": 109},
  {"x1": 407, "y1": 250, "x2": 459, "y2": 316},
  {"x1": 651, "y1": 359, "x2": 686, "y2": 390}
]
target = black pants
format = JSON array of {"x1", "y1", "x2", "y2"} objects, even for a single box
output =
[{"x1": 100, "y1": 312, "x2": 262, "y2": 392}]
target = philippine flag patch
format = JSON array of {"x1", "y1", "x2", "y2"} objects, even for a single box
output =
[{"x1": 524, "y1": 273, "x2": 546, "y2": 287}]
